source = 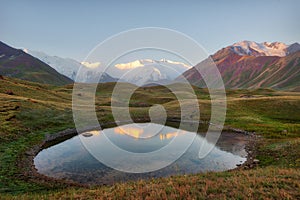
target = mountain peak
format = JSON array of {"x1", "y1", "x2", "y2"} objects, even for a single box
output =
[
  {"x1": 81, "y1": 61, "x2": 101, "y2": 69},
  {"x1": 114, "y1": 59, "x2": 191, "y2": 70},
  {"x1": 230, "y1": 41, "x2": 299, "y2": 57},
  {"x1": 287, "y1": 42, "x2": 300, "y2": 55}
]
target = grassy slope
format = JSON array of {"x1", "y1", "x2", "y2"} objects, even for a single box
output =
[
  {"x1": 182, "y1": 50, "x2": 300, "y2": 90},
  {"x1": 0, "y1": 77, "x2": 299, "y2": 199}
]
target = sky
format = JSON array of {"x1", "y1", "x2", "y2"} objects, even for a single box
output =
[{"x1": 1, "y1": 0, "x2": 300, "y2": 62}]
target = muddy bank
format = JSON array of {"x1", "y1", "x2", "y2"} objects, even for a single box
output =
[
  {"x1": 17, "y1": 128, "x2": 85, "y2": 188},
  {"x1": 233, "y1": 132, "x2": 261, "y2": 171}
]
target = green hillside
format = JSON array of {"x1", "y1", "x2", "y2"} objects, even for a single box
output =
[{"x1": 0, "y1": 76, "x2": 299, "y2": 199}]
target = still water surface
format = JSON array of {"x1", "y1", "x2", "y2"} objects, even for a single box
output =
[{"x1": 34, "y1": 123, "x2": 248, "y2": 185}]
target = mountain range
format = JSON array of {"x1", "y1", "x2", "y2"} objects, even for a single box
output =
[
  {"x1": 22, "y1": 49, "x2": 191, "y2": 86},
  {"x1": 231, "y1": 41, "x2": 300, "y2": 57},
  {"x1": 1, "y1": 40, "x2": 299, "y2": 90},
  {"x1": 177, "y1": 41, "x2": 300, "y2": 91}
]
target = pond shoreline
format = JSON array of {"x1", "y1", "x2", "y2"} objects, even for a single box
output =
[{"x1": 17, "y1": 118, "x2": 259, "y2": 188}]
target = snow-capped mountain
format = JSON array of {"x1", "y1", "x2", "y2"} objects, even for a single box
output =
[
  {"x1": 24, "y1": 49, "x2": 191, "y2": 85},
  {"x1": 23, "y1": 49, "x2": 80, "y2": 80},
  {"x1": 75, "y1": 67, "x2": 118, "y2": 83},
  {"x1": 107, "y1": 59, "x2": 191, "y2": 86},
  {"x1": 23, "y1": 49, "x2": 117, "y2": 83},
  {"x1": 231, "y1": 41, "x2": 300, "y2": 57},
  {"x1": 177, "y1": 41, "x2": 300, "y2": 90}
]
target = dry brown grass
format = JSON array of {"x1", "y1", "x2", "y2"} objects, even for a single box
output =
[{"x1": 2, "y1": 167, "x2": 299, "y2": 200}]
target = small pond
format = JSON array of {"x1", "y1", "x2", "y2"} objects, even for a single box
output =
[{"x1": 34, "y1": 123, "x2": 248, "y2": 185}]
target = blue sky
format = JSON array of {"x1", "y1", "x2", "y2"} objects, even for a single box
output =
[{"x1": 1, "y1": 0, "x2": 299, "y2": 62}]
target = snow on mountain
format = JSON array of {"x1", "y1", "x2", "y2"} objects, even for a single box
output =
[
  {"x1": 286, "y1": 42, "x2": 300, "y2": 55},
  {"x1": 81, "y1": 61, "x2": 101, "y2": 69},
  {"x1": 75, "y1": 67, "x2": 118, "y2": 83},
  {"x1": 24, "y1": 49, "x2": 191, "y2": 85},
  {"x1": 23, "y1": 49, "x2": 117, "y2": 83},
  {"x1": 115, "y1": 60, "x2": 144, "y2": 70},
  {"x1": 107, "y1": 59, "x2": 191, "y2": 86},
  {"x1": 231, "y1": 41, "x2": 300, "y2": 57},
  {"x1": 23, "y1": 49, "x2": 80, "y2": 80},
  {"x1": 120, "y1": 67, "x2": 168, "y2": 86}
]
